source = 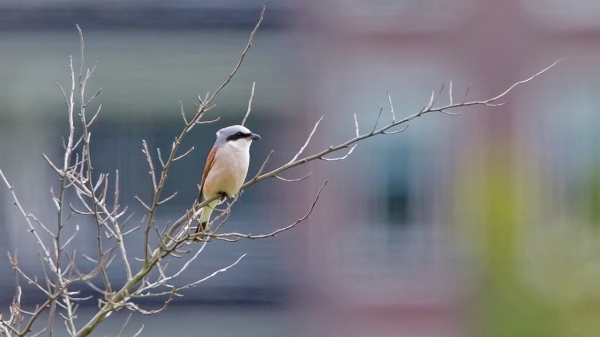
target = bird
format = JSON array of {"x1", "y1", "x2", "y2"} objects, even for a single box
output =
[{"x1": 195, "y1": 125, "x2": 261, "y2": 233}]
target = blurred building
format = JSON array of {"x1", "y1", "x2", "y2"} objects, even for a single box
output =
[
  {"x1": 295, "y1": 1, "x2": 600, "y2": 337},
  {"x1": 1, "y1": 1, "x2": 600, "y2": 337}
]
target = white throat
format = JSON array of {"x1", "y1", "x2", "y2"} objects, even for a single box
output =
[{"x1": 225, "y1": 138, "x2": 252, "y2": 151}]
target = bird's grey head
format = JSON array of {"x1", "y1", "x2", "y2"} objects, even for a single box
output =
[{"x1": 214, "y1": 125, "x2": 261, "y2": 148}]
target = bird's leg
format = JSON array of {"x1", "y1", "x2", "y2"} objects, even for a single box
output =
[
  {"x1": 191, "y1": 192, "x2": 228, "y2": 242},
  {"x1": 196, "y1": 221, "x2": 207, "y2": 234}
]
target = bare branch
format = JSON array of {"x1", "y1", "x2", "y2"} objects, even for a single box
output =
[
  {"x1": 203, "y1": 7, "x2": 265, "y2": 108},
  {"x1": 113, "y1": 169, "x2": 121, "y2": 213},
  {"x1": 157, "y1": 192, "x2": 177, "y2": 205},
  {"x1": 233, "y1": 60, "x2": 561, "y2": 197},
  {"x1": 254, "y1": 150, "x2": 274, "y2": 178},
  {"x1": 372, "y1": 107, "x2": 383, "y2": 133},
  {"x1": 31, "y1": 328, "x2": 49, "y2": 337},
  {"x1": 274, "y1": 172, "x2": 312, "y2": 182},
  {"x1": 439, "y1": 109, "x2": 460, "y2": 116},
  {"x1": 193, "y1": 116, "x2": 220, "y2": 125},
  {"x1": 0, "y1": 170, "x2": 52, "y2": 257},
  {"x1": 141, "y1": 140, "x2": 158, "y2": 193},
  {"x1": 172, "y1": 146, "x2": 194, "y2": 162},
  {"x1": 424, "y1": 90, "x2": 435, "y2": 112},
  {"x1": 85, "y1": 104, "x2": 103, "y2": 128},
  {"x1": 387, "y1": 91, "x2": 395, "y2": 122},
  {"x1": 215, "y1": 181, "x2": 327, "y2": 241},
  {"x1": 179, "y1": 101, "x2": 188, "y2": 124},
  {"x1": 241, "y1": 82, "x2": 256, "y2": 126},
  {"x1": 140, "y1": 241, "x2": 208, "y2": 290},
  {"x1": 29, "y1": 213, "x2": 56, "y2": 238},
  {"x1": 383, "y1": 125, "x2": 409, "y2": 135},
  {"x1": 117, "y1": 313, "x2": 133, "y2": 337},
  {"x1": 432, "y1": 82, "x2": 445, "y2": 107},
  {"x1": 84, "y1": 87, "x2": 102, "y2": 109},
  {"x1": 462, "y1": 86, "x2": 470, "y2": 104},
  {"x1": 156, "y1": 148, "x2": 166, "y2": 168},
  {"x1": 60, "y1": 225, "x2": 79, "y2": 250},
  {"x1": 487, "y1": 59, "x2": 561, "y2": 103},
  {"x1": 168, "y1": 254, "x2": 246, "y2": 291},
  {"x1": 132, "y1": 325, "x2": 145, "y2": 337},
  {"x1": 42, "y1": 154, "x2": 62, "y2": 175},
  {"x1": 287, "y1": 115, "x2": 324, "y2": 165},
  {"x1": 320, "y1": 144, "x2": 357, "y2": 161}
]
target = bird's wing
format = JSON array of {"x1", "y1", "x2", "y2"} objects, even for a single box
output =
[{"x1": 198, "y1": 147, "x2": 217, "y2": 202}]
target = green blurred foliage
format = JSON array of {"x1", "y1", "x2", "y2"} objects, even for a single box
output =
[{"x1": 458, "y1": 147, "x2": 600, "y2": 337}]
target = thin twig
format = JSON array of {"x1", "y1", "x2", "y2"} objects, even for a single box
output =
[
  {"x1": 287, "y1": 115, "x2": 324, "y2": 165},
  {"x1": 202, "y1": 7, "x2": 265, "y2": 110},
  {"x1": 214, "y1": 181, "x2": 327, "y2": 241},
  {"x1": 274, "y1": 172, "x2": 312, "y2": 182},
  {"x1": 241, "y1": 82, "x2": 256, "y2": 126},
  {"x1": 141, "y1": 140, "x2": 158, "y2": 193},
  {"x1": 387, "y1": 91, "x2": 395, "y2": 122},
  {"x1": 254, "y1": 150, "x2": 274, "y2": 178}
]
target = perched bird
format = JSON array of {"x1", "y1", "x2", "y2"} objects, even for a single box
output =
[{"x1": 196, "y1": 125, "x2": 260, "y2": 233}]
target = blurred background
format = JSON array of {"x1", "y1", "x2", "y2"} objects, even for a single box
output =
[{"x1": 1, "y1": 0, "x2": 600, "y2": 336}]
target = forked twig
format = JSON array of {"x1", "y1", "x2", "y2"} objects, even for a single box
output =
[{"x1": 214, "y1": 181, "x2": 327, "y2": 241}]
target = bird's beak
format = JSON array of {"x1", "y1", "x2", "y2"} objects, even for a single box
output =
[{"x1": 251, "y1": 133, "x2": 261, "y2": 141}]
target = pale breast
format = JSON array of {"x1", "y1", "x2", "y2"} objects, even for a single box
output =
[{"x1": 202, "y1": 145, "x2": 250, "y2": 199}]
